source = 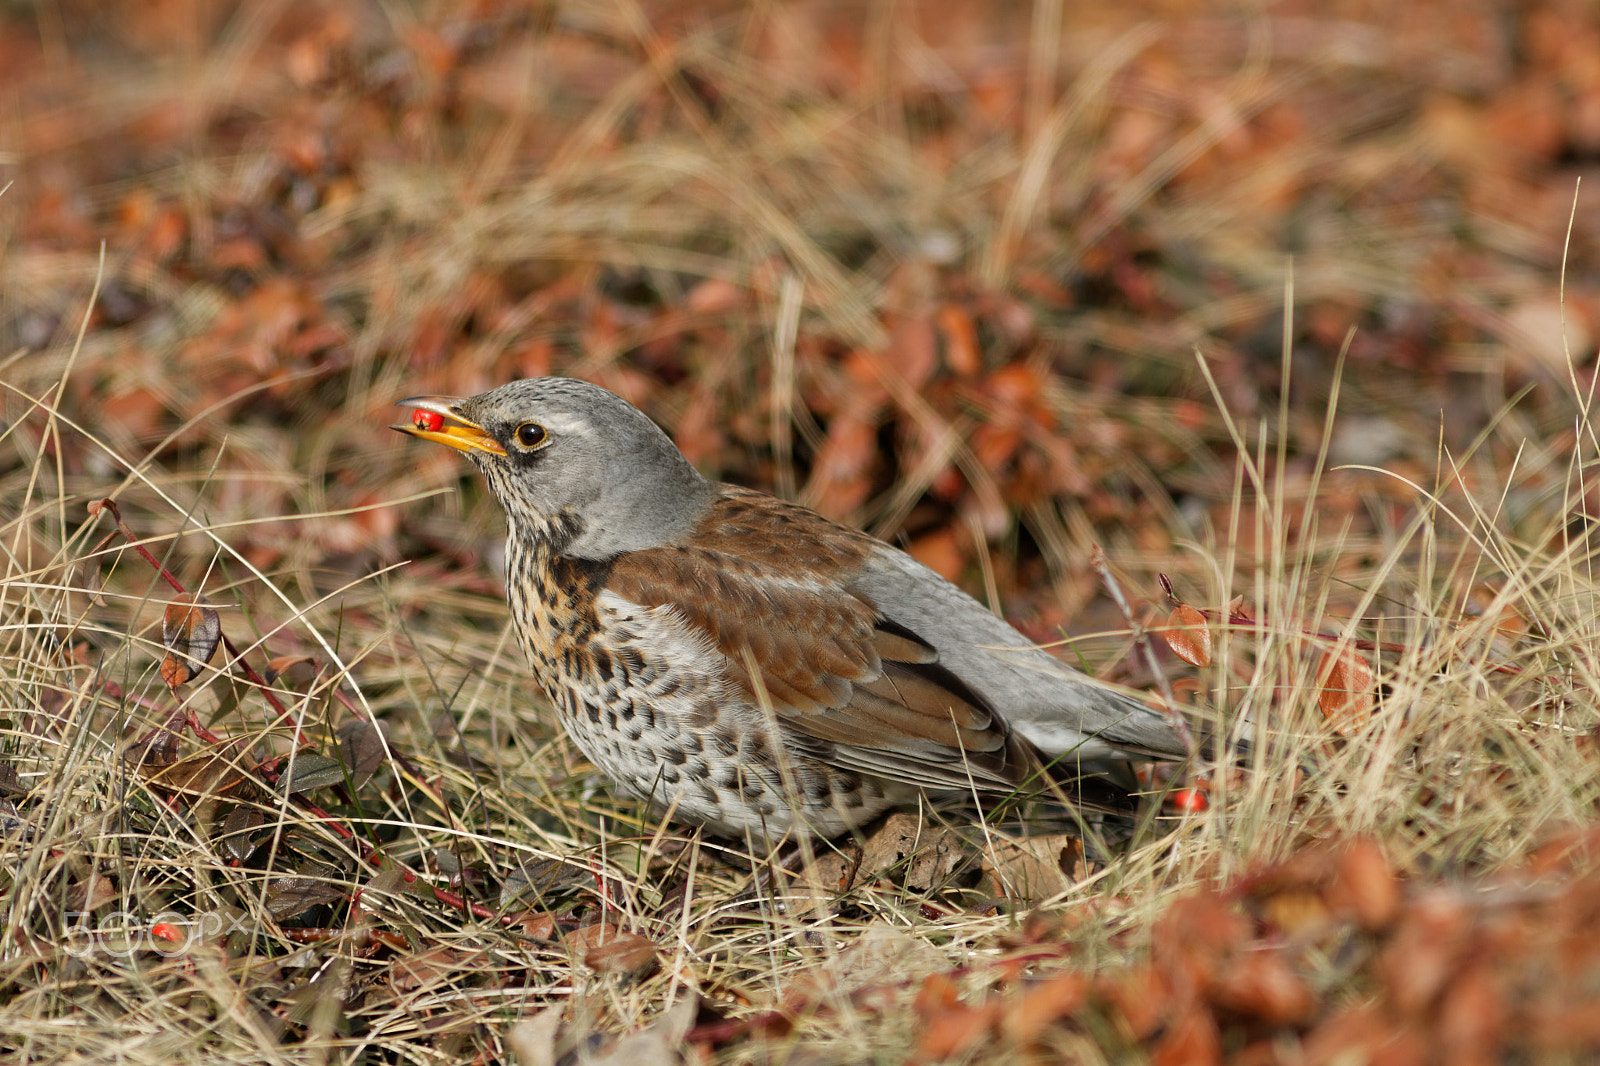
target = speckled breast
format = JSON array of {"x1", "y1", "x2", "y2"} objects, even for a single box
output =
[{"x1": 501, "y1": 535, "x2": 901, "y2": 840}]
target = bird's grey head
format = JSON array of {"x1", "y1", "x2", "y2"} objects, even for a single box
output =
[{"x1": 395, "y1": 378, "x2": 714, "y2": 560}]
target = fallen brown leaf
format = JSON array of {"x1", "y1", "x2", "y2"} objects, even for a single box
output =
[
  {"x1": 566, "y1": 923, "x2": 658, "y2": 978},
  {"x1": 1316, "y1": 646, "x2": 1375, "y2": 735},
  {"x1": 1000, "y1": 971, "x2": 1087, "y2": 1045},
  {"x1": 160, "y1": 593, "x2": 222, "y2": 688},
  {"x1": 1164, "y1": 604, "x2": 1213, "y2": 666}
]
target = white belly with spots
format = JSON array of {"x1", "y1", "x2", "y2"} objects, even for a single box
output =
[{"x1": 524, "y1": 590, "x2": 899, "y2": 841}]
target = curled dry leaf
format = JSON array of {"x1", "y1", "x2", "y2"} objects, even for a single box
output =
[
  {"x1": 139, "y1": 739, "x2": 256, "y2": 799},
  {"x1": 392, "y1": 946, "x2": 489, "y2": 992},
  {"x1": 566, "y1": 923, "x2": 658, "y2": 978},
  {"x1": 1316, "y1": 647, "x2": 1375, "y2": 735},
  {"x1": 160, "y1": 592, "x2": 222, "y2": 688},
  {"x1": 857, "y1": 811, "x2": 973, "y2": 891},
  {"x1": 1000, "y1": 972, "x2": 1087, "y2": 1045},
  {"x1": 335, "y1": 718, "x2": 389, "y2": 787},
  {"x1": 984, "y1": 833, "x2": 1086, "y2": 899},
  {"x1": 1164, "y1": 604, "x2": 1213, "y2": 666},
  {"x1": 63, "y1": 872, "x2": 118, "y2": 913},
  {"x1": 219, "y1": 804, "x2": 265, "y2": 864},
  {"x1": 913, "y1": 972, "x2": 1001, "y2": 1061},
  {"x1": 1327, "y1": 839, "x2": 1401, "y2": 932},
  {"x1": 0, "y1": 762, "x2": 24, "y2": 797},
  {"x1": 1209, "y1": 951, "x2": 1316, "y2": 1025}
]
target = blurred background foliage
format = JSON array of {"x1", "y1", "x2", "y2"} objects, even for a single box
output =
[{"x1": 1, "y1": 0, "x2": 1596, "y2": 652}]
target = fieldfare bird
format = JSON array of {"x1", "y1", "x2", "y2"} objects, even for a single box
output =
[{"x1": 395, "y1": 378, "x2": 1188, "y2": 841}]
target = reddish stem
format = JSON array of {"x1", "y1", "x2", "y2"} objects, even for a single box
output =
[{"x1": 1157, "y1": 573, "x2": 1523, "y2": 676}]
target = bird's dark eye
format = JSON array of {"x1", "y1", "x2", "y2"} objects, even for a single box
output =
[{"x1": 513, "y1": 422, "x2": 548, "y2": 449}]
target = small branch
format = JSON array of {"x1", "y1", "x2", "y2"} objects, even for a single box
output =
[
  {"x1": 1157, "y1": 573, "x2": 1523, "y2": 677},
  {"x1": 89, "y1": 497, "x2": 300, "y2": 732},
  {"x1": 90, "y1": 498, "x2": 186, "y2": 595}
]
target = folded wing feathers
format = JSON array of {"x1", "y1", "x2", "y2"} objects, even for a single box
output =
[{"x1": 604, "y1": 537, "x2": 1035, "y2": 789}]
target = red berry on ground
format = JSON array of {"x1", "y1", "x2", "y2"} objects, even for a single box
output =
[{"x1": 1169, "y1": 787, "x2": 1209, "y2": 812}]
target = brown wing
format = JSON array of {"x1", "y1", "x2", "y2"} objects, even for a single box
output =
[{"x1": 604, "y1": 486, "x2": 1039, "y2": 791}]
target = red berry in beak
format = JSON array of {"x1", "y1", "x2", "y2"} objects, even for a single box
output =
[{"x1": 413, "y1": 410, "x2": 445, "y2": 432}]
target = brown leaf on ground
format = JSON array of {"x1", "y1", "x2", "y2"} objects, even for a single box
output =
[
  {"x1": 1238, "y1": 838, "x2": 1399, "y2": 935},
  {"x1": 335, "y1": 719, "x2": 389, "y2": 786},
  {"x1": 136, "y1": 739, "x2": 257, "y2": 801},
  {"x1": 1301, "y1": 1005, "x2": 1424, "y2": 1066},
  {"x1": 912, "y1": 972, "x2": 1001, "y2": 1061},
  {"x1": 855, "y1": 812, "x2": 975, "y2": 891},
  {"x1": 1164, "y1": 604, "x2": 1213, "y2": 666},
  {"x1": 1150, "y1": 1007, "x2": 1222, "y2": 1066},
  {"x1": 984, "y1": 833, "x2": 1086, "y2": 899},
  {"x1": 783, "y1": 922, "x2": 951, "y2": 1011},
  {"x1": 1316, "y1": 646, "x2": 1375, "y2": 735},
  {"x1": 1380, "y1": 891, "x2": 1473, "y2": 1019},
  {"x1": 1327, "y1": 840, "x2": 1402, "y2": 932},
  {"x1": 566, "y1": 923, "x2": 658, "y2": 978},
  {"x1": 160, "y1": 593, "x2": 222, "y2": 688},
  {"x1": 1101, "y1": 966, "x2": 1173, "y2": 1041},
  {"x1": 1152, "y1": 892, "x2": 1252, "y2": 988},
  {"x1": 63, "y1": 871, "x2": 117, "y2": 913},
  {"x1": 391, "y1": 946, "x2": 489, "y2": 992},
  {"x1": 1209, "y1": 951, "x2": 1316, "y2": 1025},
  {"x1": 937, "y1": 304, "x2": 981, "y2": 376},
  {"x1": 1000, "y1": 972, "x2": 1087, "y2": 1045}
]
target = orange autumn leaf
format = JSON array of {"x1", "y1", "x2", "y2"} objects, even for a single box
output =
[
  {"x1": 1150, "y1": 1008, "x2": 1223, "y2": 1066},
  {"x1": 1317, "y1": 646, "x2": 1374, "y2": 735},
  {"x1": 565, "y1": 923, "x2": 658, "y2": 978},
  {"x1": 884, "y1": 314, "x2": 938, "y2": 389},
  {"x1": 913, "y1": 971, "x2": 1001, "y2": 1061},
  {"x1": 1164, "y1": 604, "x2": 1212, "y2": 666},
  {"x1": 936, "y1": 303, "x2": 981, "y2": 375},
  {"x1": 1209, "y1": 951, "x2": 1316, "y2": 1025},
  {"x1": 1327, "y1": 839, "x2": 1401, "y2": 932},
  {"x1": 160, "y1": 593, "x2": 222, "y2": 689},
  {"x1": 1001, "y1": 972, "x2": 1087, "y2": 1044}
]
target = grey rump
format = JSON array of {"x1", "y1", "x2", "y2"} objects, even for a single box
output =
[{"x1": 395, "y1": 377, "x2": 1187, "y2": 841}]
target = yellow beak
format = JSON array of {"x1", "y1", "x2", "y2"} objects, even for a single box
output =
[{"x1": 391, "y1": 396, "x2": 507, "y2": 457}]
